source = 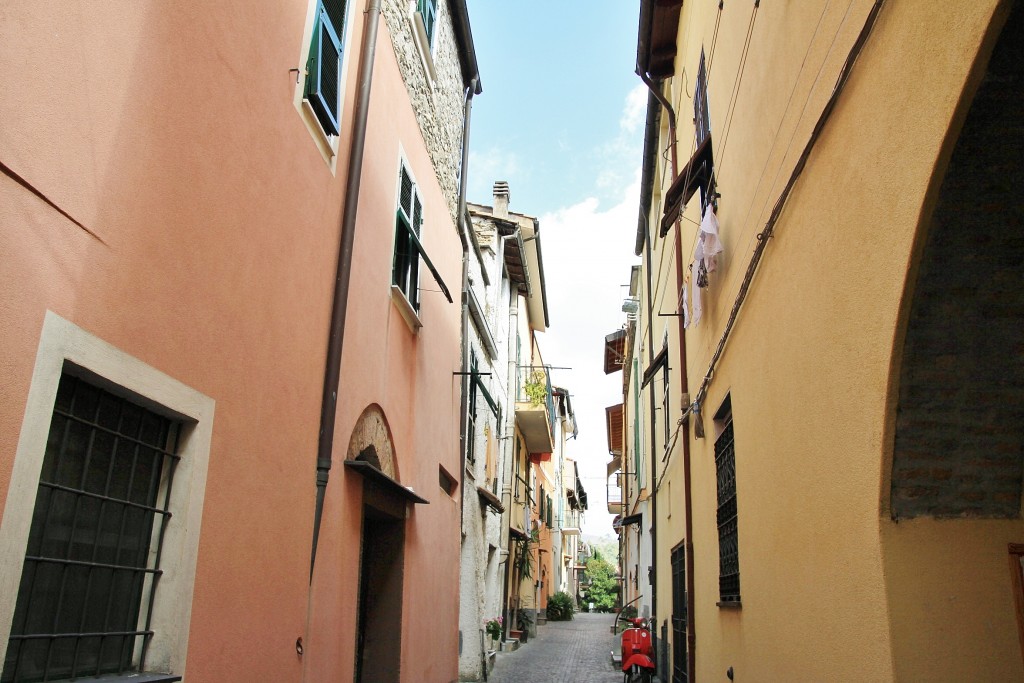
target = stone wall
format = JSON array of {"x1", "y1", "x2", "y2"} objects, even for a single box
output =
[{"x1": 381, "y1": 0, "x2": 466, "y2": 222}]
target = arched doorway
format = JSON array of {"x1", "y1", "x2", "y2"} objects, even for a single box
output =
[{"x1": 344, "y1": 405, "x2": 427, "y2": 683}]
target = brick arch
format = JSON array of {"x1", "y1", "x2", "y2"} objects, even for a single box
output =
[
  {"x1": 346, "y1": 404, "x2": 398, "y2": 480},
  {"x1": 889, "y1": 1, "x2": 1024, "y2": 519}
]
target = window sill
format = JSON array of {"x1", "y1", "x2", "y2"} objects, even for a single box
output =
[
  {"x1": 716, "y1": 600, "x2": 742, "y2": 610},
  {"x1": 50, "y1": 673, "x2": 182, "y2": 683},
  {"x1": 298, "y1": 98, "x2": 339, "y2": 171},
  {"x1": 391, "y1": 285, "x2": 423, "y2": 332}
]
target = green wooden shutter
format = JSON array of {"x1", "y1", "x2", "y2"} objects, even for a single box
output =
[{"x1": 305, "y1": 1, "x2": 343, "y2": 135}]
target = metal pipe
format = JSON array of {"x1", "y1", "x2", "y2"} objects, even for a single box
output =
[
  {"x1": 457, "y1": 78, "x2": 478, "y2": 536},
  {"x1": 311, "y1": 0, "x2": 382, "y2": 579},
  {"x1": 499, "y1": 271, "x2": 519, "y2": 637}
]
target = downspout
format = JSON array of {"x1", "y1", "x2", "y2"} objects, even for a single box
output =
[
  {"x1": 457, "y1": 78, "x2": 479, "y2": 536},
  {"x1": 637, "y1": 68, "x2": 696, "y2": 683},
  {"x1": 311, "y1": 0, "x2": 382, "y2": 578},
  {"x1": 499, "y1": 263, "x2": 519, "y2": 636}
]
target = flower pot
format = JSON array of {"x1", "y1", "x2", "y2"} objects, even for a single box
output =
[{"x1": 509, "y1": 629, "x2": 523, "y2": 641}]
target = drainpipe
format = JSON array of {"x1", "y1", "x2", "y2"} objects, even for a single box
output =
[
  {"x1": 457, "y1": 78, "x2": 479, "y2": 535},
  {"x1": 311, "y1": 0, "x2": 382, "y2": 579},
  {"x1": 637, "y1": 69, "x2": 696, "y2": 682},
  {"x1": 499, "y1": 271, "x2": 518, "y2": 637}
]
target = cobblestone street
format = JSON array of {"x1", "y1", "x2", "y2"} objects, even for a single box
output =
[{"x1": 486, "y1": 613, "x2": 623, "y2": 683}]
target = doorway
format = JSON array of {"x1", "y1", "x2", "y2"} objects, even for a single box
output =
[{"x1": 355, "y1": 482, "x2": 406, "y2": 683}]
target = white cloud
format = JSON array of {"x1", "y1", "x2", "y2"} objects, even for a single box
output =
[
  {"x1": 620, "y1": 83, "x2": 649, "y2": 135},
  {"x1": 468, "y1": 146, "x2": 521, "y2": 202},
  {"x1": 593, "y1": 85, "x2": 649, "y2": 192},
  {"x1": 538, "y1": 169, "x2": 642, "y2": 535}
]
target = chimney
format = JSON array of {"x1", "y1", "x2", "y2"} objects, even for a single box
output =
[{"x1": 493, "y1": 181, "x2": 510, "y2": 219}]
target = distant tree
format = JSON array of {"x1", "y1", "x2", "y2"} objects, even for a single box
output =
[{"x1": 583, "y1": 554, "x2": 618, "y2": 612}]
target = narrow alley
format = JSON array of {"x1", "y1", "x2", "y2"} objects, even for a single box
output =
[{"x1": 487, "y1": 613, "x2": 622, "y2": 683}]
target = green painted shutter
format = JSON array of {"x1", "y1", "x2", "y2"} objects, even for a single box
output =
[{"x1": 305, "y1": 1, "x2": 344, "y2": 135}]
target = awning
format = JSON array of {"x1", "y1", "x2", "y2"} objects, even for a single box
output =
[
  {"x1": 604, "y1": 329, "x2": 627, "y2": 374},
  {"x1": 477, "y1": 485, "x2": 504, "y2": 513},
  {"x1": 607, "y1": 455, "x2": 622, "y2": 477},
  {"x1": 343, "y1": 460, "x2": 429, "y2": 504},
  {"x1": 661, "y1": 136, "x2": 714, "y2": 236}
]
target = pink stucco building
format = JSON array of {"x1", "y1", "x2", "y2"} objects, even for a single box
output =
[{"x1": 0, "y1": 1, "x2": 480, "y2": 681}]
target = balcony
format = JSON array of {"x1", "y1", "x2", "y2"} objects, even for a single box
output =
[{"x1": 515, "y1": 400, "x2": 554, "y2": 454}]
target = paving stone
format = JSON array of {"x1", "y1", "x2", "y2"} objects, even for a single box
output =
[{"x1": 485, "y1": 612, "x2": 624, "y2": 683}]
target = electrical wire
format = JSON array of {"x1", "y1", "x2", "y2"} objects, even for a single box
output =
[
  {"x1": 712, "y1": 0, "x2": 839, "y2": 317},
  {"x1": 715, "y1": 1, "x2": 760, "y2": 179},
  {"x1": 692, "y1": 0, "x2": 886, "y2": 411}
]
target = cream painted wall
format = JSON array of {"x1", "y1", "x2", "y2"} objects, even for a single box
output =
[{"x1": 643, "y1": 0, "x2": 1019, "y2": 681}]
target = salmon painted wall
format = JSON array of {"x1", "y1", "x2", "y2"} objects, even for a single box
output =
[
  {"x1": 647, "y1": 0, "x2": 1015, "y2": 680},
  {"x1": 0, "y1": 1, "x2": 360, "y2": 680},
  {"x1": 1, "y1": 1, "x2": 464, "y2": 681},
  {"x1": 303, "y1": 8, "x2": 464, "y2": 682}
]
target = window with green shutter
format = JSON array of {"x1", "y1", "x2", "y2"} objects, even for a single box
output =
[
  {"x1": 304, "y1": 0, "x2": 349, "y2": 136},
  {"x1": 417, "y1": 0, "x2": 438, "y2": 47},
  {"x1": 391, "y1": 162, "x2": 453, "y2": 316}
]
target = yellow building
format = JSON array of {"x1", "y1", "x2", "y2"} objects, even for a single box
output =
[{"x1": 627, "y1": 0, "x2": 1024, "y2": 680}]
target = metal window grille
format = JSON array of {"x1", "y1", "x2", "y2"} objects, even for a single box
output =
[
  {"x1": 671, "y1": 543, "x2": 688, "y2": 683},
  {"x1": 715, "y1": 419, "x2": 740, "y2": 603},
  {"x1": 3, "y1": 374, "x2": 180, "y2": 683}
]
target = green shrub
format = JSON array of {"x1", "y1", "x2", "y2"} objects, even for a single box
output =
[{"x1": 546, "y1": 591, "x2": 575, "y2": 621}]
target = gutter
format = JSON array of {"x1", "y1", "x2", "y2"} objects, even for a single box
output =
[
  {"x1": 530, "y1": 219, "x2": 551, "y2": 329},
  {"x1": 635, "y1": 93, "x2": 662, "y2": 256},
  {"x1": 311, "y1": 0, "x2": 383, "y2": 579}
]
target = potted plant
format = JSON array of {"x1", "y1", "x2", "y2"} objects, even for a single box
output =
[
  {"x1": 522, "y1": 370, "x2": 548, "y2": 406},
  {"x1": 484, "y1": 616, "x2": 503, "y2": 649}
]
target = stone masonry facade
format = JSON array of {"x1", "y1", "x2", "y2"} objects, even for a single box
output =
[{"x1": 382, "y1": 0, "x2": 466, "y2": 222}]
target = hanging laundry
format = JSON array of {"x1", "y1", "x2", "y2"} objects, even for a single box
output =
[
  {"x1": 696, "y1": 203, "x2": 723, "y2": 277},
  {"x1": 690, "y1": 260, "x2": 702, "y2": 326},
  {"x1": 682, "y1": 266, "x2": 691, "y2": 328},
  {"x1": 689, "y1": 204, "x2": 723, "y2": 328}
]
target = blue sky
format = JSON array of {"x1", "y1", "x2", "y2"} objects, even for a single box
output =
[{"x1": 465, "y1": 1, "x2": 647, "y2": 536}]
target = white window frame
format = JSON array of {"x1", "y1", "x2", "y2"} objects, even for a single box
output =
[
  {"x1": 293, "y1": 0, "x2": 357, "y2": 170},
  {"x1": 0, "y1": 311, "x2": 215, "y2": 678},
  {"x1": 391, "y1": 155, "x2": 425, "y2": 332}
]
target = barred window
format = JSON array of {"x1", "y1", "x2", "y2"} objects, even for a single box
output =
[
  {"x1": 3, "y1": 373, "x2": 181, "y2": 683},
  {"x1": 671, "y1": 542, "x2": 688, "y2": 683},
  {"x1": 715, "y1": 396, "x2": 739, "y2": 604}
]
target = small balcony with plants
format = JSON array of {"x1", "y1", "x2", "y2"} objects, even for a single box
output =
[{"x1": 515, "y1": 369, "x2": 554, "y2": 455}]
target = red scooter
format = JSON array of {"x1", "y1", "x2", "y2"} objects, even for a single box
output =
[{"x1": 619, "y1": 615, "x2": 656, "y2": 683}]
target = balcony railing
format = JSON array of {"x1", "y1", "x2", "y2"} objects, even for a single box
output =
[{"x1": 607, "y1": 470, "x2": 622, "y2": 514}]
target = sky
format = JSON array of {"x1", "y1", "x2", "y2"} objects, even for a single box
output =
[{"x1": 465, "y1": 1, "x2": 647, "y2": 536}]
